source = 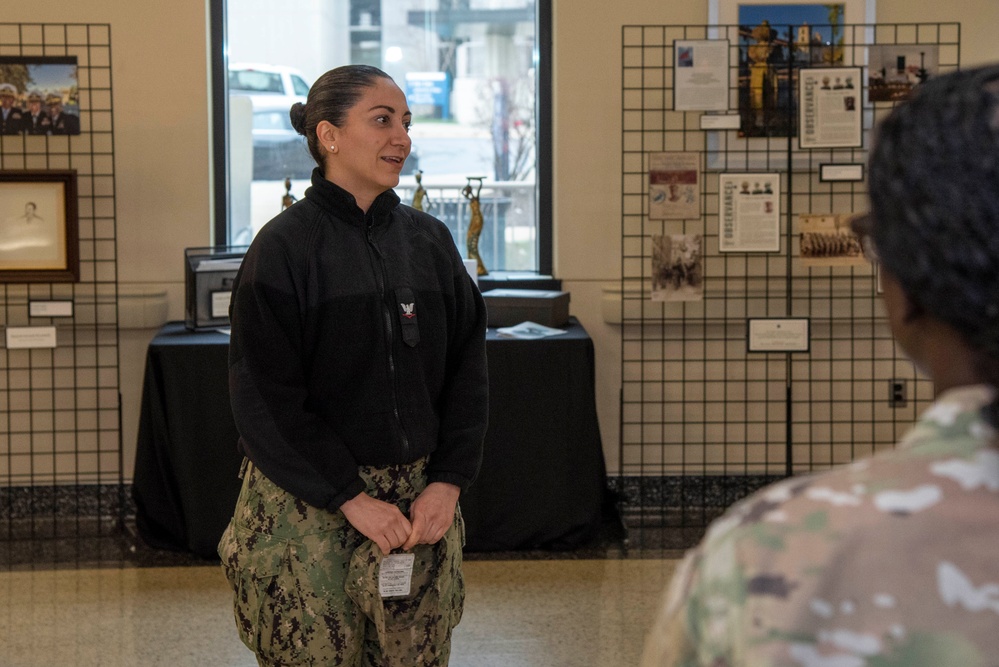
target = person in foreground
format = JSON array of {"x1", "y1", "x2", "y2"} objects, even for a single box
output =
[
  {"x1": 218, "y1": 64, "x2": 488, "y2": 666},
  {"x1": 641, "y1": 64, "x2": 999, "y2": 666}
]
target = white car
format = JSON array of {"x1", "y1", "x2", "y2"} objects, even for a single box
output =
[
  {"x1": 229, "y1": 62, "x2": 311, "y2": 100},
  {"x1": 229, "y1": 64, "x2": 313, "y2": 180}
]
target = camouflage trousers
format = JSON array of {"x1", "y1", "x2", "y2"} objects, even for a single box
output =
[{"x1": 218, "y1": 457, "x2": 465, "y2": 667}]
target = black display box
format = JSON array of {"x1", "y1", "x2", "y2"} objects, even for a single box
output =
[
  {"x1": 481, "y1": 288, "x2": 570, "y2": 328},
  {"x1": 184, "y1": 246, "x2": 247, "y2": 331}
]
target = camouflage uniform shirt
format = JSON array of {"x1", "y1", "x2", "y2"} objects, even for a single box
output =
[{"x1": 641, "y1": 384, "x2": 999, "y2": 667}]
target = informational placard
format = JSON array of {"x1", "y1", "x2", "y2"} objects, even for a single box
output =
[
  {"x1": 649, "y1": 152, "x2": 700, "y2": 220},
  {"x1": 6, "y1": 326, "x2": 57, "y2": 349},
  {"x1": 799, "y1": 67, "x2": 863, "y2": 149},
  {"x1": 29, "y1": 300, "x2": 74, "y2": 317},
  {"x1": 819, "y1": 163, "x2": 865, "y2": 182},
  {"x1": 718, "y1": 173, "x2": 780, "y2": 252},
  {"x1": 747, "y1": 318, "x2": 810, "y2": 352},
  {"x1": 699, "y1": 114, "x2": 741, "y2": 130},
  {"x1": 674, "y1": 39, "x2": 730, "y2": 111}
]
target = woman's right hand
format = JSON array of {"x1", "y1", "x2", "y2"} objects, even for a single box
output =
[{"x1": 339, "y1": 492, "x2": 412, "y2": 555}]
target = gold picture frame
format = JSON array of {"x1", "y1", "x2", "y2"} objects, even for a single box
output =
[{"x1": 0, "y1": 170, "x2": 79, "y2": 282}]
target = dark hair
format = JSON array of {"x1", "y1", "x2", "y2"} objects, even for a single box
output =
[
  {"x1": 868, "y1": 64, "x2": 999, "y2": 422},
  {"x1": 289, "y1": 65, "x2": 393, "y2": 169}
]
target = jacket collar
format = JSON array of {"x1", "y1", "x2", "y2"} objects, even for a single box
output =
[{"x1": 304, "y1": 168, "x2": 401, "y2": 226}]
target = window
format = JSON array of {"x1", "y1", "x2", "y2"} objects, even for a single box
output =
[{"x1": 211, "y1": 0, "x2": 552, "y2": 276}]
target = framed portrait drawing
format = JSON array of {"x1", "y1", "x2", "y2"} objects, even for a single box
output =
[
  {"x1": 0, "y1": 170, "x2": 79, "y2": 282},
  {"x1": 705, "y1": 0, "x2": 875, "y2": 170}
]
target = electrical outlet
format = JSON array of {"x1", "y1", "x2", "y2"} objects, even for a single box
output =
[{"x1": 889, "y1": 379, "x2": 907, "y2": 408}]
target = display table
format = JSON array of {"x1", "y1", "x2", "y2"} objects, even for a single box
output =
[{"x1": 133, "y1": 319, "x2": 606, "y2": 557}]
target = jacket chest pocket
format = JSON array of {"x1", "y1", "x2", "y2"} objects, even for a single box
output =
[{"x1": 395, "y1": 287, "x2": 421, "y2": 347}]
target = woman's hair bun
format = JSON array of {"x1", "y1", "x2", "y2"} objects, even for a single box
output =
[{"x1": 289, "y1": 102, "x2": 307, "y2": 135}]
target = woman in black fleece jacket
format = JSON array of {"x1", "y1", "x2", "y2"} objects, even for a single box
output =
[{"x1": 218, "y1": 65, "x2": 488, "y2": 667}]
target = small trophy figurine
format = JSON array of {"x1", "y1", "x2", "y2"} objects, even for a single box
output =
[
  {"x1": 462, "y1": 176, "x2": 487, "y2": 276},
  {"x1": 281, "y1": 177, "x2": 297, "y2": 211},
  {"x1": 412, "y1": 170, "x2": 432, "y2": 212}
]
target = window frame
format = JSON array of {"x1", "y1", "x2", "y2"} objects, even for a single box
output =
[{"x1": 209, "y1": 0, "x2": 553, "y2": 277}]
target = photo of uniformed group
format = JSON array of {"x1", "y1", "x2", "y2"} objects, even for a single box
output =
[{"x1": 0, "y1": 56, "x2": 81, "y2": 136}]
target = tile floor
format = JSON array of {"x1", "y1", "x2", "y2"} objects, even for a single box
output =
[{"x1": 0, "y1": 520, "x2": 694, "y2": 667}]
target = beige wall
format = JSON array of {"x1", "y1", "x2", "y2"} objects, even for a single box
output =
[{"x1": 5, "y1": 0, "x2": 999, "y2": 480}]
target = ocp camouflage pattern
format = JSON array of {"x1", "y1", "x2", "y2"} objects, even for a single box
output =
[{"x1": 642, "y1": 385, "x2": 999, "y2": 667}]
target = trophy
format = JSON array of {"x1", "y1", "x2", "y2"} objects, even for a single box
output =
[
  {"x1": 281, "y1": 177, "x2": 298, "y2": 210},
  {"x1": 462, "y1": 176, "x2": 487, "y2": 276},
  {"x1": 412, "y1": 170, "x2": 432, "y2": 212}
]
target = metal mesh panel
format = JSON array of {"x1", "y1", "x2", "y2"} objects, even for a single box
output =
[
  {"x1": 0, "y1": 23, "x2": 121, "y2": 544},
  {"x1": 618, "y1": 22, "x2": 959, "y2": 536}
]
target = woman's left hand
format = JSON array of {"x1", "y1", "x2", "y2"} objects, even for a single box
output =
[{"x1": 402, "y1": 482, "x2": 460, "y2": 550}]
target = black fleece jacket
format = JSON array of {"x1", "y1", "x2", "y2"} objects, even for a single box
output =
[{"x1": 228, "y1": 170, "x2": 488, "y2": 511}]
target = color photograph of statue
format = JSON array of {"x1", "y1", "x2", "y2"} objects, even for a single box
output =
[{"x1": 737, "y1": 3, "x2": 846, "y2": 138}]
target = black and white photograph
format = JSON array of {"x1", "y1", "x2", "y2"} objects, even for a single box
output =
[{"x1": 651, "y1": 234, "x2": 704, "y2": 302}]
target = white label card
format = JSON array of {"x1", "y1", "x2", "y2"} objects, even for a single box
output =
[
  {"x1": 748, "y1": 319, "x2": 810, "y2": 352},
  {"x1": 211, "y1": 291, "x2": 231, "y2": 319},
  {"x1": 819, "y1": 163, "x2": 865, "y2": 182},
  {"x1": 379, "y1": 553, "x2": 415, "y2": 598},
  {"x1": 6, "y1": 326, "x2": 58, "y2": 349},
  {"x1": 699, "y1": 114, "x2": 741, "y2": 130},
  {"x1": 29, "y1": 300, "x2": 74, "y2": 318}
]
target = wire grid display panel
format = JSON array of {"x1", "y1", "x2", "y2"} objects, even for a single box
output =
[
  {"x1": 0, "y1": 24, "x2": 120, "y2": 532},
  {"x1": 620, "y1": 23, "x2": 957, "y2": 521}
]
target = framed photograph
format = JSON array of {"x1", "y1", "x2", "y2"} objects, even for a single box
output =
[
  {"x1": 0, "y1": 56, "x2": 81, "y2": 136},
  {"x1": 718, "y1": 172, "x2": 781, "y2": 252},
  {"x1": 798, "y1": 67, "x2": 863, "y2": 149},
  {"x1": 649, "y1": 152, "x2": 701, "y2": 220},
  {"x1": 747, "y1": 317, "x2": 810, "y2": 352},
  {"x1": 868, "y1": 44, "x2": 939, "y2": 102},
  {"x1": 0, "y1": 170, "x2": 79, "y2": 282}
]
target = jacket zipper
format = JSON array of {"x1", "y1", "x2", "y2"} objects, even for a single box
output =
[{"x1": 366, "y1": 220, "x2": 410, "y2": 458}]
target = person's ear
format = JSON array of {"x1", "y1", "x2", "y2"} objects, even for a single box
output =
[{"x1": 316, "y1": 120, "x2": 338, "y2": 150}]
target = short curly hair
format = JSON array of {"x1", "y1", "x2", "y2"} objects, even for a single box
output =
[{"x1": 868, "y1": 64, "x2": 999, "y2": 421}]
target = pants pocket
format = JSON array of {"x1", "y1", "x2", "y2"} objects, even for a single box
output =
[{"x1": 219, "y1": 521, "x2": 307, "y2": 665}]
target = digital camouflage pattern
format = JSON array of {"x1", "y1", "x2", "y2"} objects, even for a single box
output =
[
  {"x1": 642, "y1": 385, "x2": 999, "y2": 667},
  {"x1": 218, "y1": 457, "x2": 465, "y2": 667}
]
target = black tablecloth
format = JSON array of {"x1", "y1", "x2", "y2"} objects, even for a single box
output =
[{"x1": 133, "y1": 319, "x2": 606, "y2": 557}]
